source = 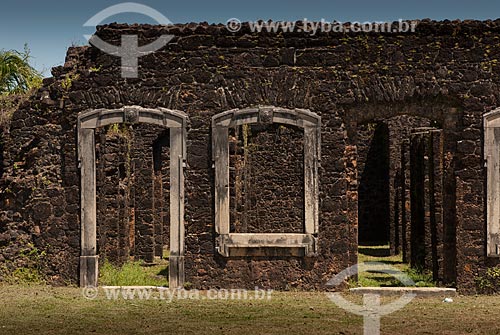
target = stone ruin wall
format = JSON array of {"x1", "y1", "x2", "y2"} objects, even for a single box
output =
[{"x1": 0, "y1": 20, "x2": 499, "y2": 292}]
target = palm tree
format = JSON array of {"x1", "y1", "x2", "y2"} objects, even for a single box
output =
[{"x1": 0, "y1": 45, "x2": 42, "y2": 95}]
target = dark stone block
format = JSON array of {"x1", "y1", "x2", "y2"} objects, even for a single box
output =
[{"x1": 32, "y1": 202, "x2": 53, "y2": 222}]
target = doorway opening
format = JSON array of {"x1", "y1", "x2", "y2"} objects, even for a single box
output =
[
  {"x1": 78, "y1": 107, "x2": 187, "y2": 288},
  {"x1": 355, "y1": 114, "x2": 449, "y2": 286}
]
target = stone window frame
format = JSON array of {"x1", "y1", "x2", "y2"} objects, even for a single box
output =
[
  {"x1": 484, "y1": 108, "x2": 500, "y2": 257},
  {"x1": 212, "y1": 106, "x2": 321, "y2": 257},
  {"x1": 77, "y1": 106, "x2": 188, "y2": 287}
]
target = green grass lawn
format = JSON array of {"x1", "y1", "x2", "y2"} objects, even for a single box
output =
[
  {"x1": 0, "y1": 285, "x2": 498, "y2": 335},
  {"x1": 357, "y1": 245, "x2": 436, "y2": 287}
]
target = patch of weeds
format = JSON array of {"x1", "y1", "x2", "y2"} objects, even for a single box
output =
[
  {"x1": 106, "y1": 123, "x2": 130, "y2": 137},
  {"x1": 475, "y1": 267, "x2": 500, "y2": 294},
  {"x1": 60, "y1": 72, "x2": 80, "y2": 91},
  {"x1": 89, "y1": 65, "x2": 102, "y2": 73},
  {"x1": 10, "y1": 267, "x2": 44, "y2": 285},
  {"x1": 2, "y1": 243, "x2": 47, "y2": 285},
  {"x1": 99, "y1": 260, "x2": 168, "y2": 287},
  {"x1": 59, "y1": 70, "x2": 80, "y2": 106},
  {"x1": 107, "y1": 123, "x2": 120, "y2": 134}
]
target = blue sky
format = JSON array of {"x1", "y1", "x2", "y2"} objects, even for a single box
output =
[{"x1": 1, "y1": 0, "x2": 499, "y2": 76}]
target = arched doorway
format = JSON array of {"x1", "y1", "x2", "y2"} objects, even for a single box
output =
[{"x1": 77, "y1": 106, "x2": 188, "y2": 288}]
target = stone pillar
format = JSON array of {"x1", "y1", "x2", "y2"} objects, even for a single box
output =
[
  {"x1": 78, "y1": 127, "x2": 98, "y2": 287},
  {"x1": 169, "y1": 127, "x2": 185, "y2": 288}
]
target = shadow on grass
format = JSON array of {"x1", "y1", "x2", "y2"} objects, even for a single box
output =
[
  {"x1": 364, "y1": 259, "x2": 403, "y2": 265},
  {"x1": 358, "y1": 247, "x2": 391, "y2": 257},
  {"x1": 360, "y1": 274, "x2": 405, "y2": 287},
  {"x1": 157, "y1": 266, "x2": 169, "y2": 277}
]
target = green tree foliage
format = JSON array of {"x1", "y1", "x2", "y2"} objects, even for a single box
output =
[{"x1": 0, "y1": 45, "x2": 42, "y2": 95}]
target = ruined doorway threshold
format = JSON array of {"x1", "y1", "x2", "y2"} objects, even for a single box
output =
[{"x1": 350, "y1": 287, "x2": 457, "y2": 296}]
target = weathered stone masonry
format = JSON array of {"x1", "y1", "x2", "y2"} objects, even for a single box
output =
[{"x1": 1, "y1": 20, "x2": 500, "y2": 292}]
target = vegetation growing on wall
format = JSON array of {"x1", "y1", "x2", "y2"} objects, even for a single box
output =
[
  {"x1": 475, "y1": 267, "x2": 500, "y2": 294},
  {"x1": 0, "y1": 243, "x2": 47, "y2": 285}
]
